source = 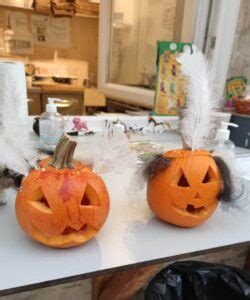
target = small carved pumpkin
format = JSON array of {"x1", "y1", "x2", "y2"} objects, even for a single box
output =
[
  {"x1": 147, "y1": 150, "x2": 221, "y2": 227},
  {"x1": 16, "y1": 135, "x2": 110, "y2": 248}
]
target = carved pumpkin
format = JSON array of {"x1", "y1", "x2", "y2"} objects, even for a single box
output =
[
  {"x1": 16, "y1": 135, "x2": 110, "y2": 248},
  {"x1": 147, "y1": 150, "x2": 221, "y2": 227}
]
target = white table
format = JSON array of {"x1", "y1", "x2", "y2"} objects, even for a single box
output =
[{"x1": 0, "y1": 133, "x2": 250, "y2": 296}]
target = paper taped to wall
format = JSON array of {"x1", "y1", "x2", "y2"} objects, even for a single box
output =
[
  {"x1": 5, "y1": 11, "x2": 33, "y2": 54},
  {"x1": 8, "y1": 33, "x2": 33, "y2": 54},
  {"x1": 31, "y1": 15, "x2": 70, "y2": 48},
  {"x1": 8, "y1": 12, "x2": 28, "y2": 34},
  {"x1": 49, "y1": 18, "x2": 70, "y2": 48},
  {"x1": 31, "y1": 15, "x2": 50, "y2": 45}
]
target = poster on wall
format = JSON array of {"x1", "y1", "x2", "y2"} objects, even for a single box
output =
[
  {"x1": 6, "y1": 11, "x2": 33, "y2": 55},
  {"x1": 49, "y1": 18, "x2": 70, "y2": 48},
  {"x1": 31, "y1": 15, "x2": 70, "y2": 48},
  {"x1": 8, "y1": 12, "x2": 28, "y2": 33},
  {"x1": 8, "y1": 34, "x2": 33, "y2": 55},
  {"x1": 154, "y1": 41, "x2": 193, "y2": 115},
  {"x1": 31, "y1": 15, "x2": 50, "y2": 45}
]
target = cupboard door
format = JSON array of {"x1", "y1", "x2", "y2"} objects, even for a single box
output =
[
  {"x1": 27, "y1": 93, "x2": 42, "y2": 115},
  {"x1": 42, "y1": 93, "x2": 84, "y2": 115}
]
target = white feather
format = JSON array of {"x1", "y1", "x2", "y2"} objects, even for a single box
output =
[
  {"x1": 0, "y1": 62, "x2": 38, "y2": 175},
  {"x1": 177, "y1": 47, "x2": 219, "y2": 150}
]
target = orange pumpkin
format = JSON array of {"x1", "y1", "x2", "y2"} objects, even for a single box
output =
[
  {"x1": 147, "y1": 149, "x2": 221, "y2": 227},
  {"x1": 16, "y1": 135, "x2": 110, "y2": 248}
]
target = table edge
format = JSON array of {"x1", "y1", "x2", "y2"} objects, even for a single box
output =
[{"x1": 1, "y1": 241, "x2": 249, "y2": 296}]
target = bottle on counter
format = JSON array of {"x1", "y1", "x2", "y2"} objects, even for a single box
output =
[
  {"x1": 212, "y1": 121, "x2": 239, "y2": 163},
  {"x1": 39, "y1": 98, "x2": 64, "y2": 152}
]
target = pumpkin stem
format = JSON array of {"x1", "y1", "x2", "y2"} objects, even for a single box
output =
[{"x1": 50, "y1": 134, "x2": 77, "y2": 169}]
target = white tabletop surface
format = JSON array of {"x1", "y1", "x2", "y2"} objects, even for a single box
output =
[{"x1": 0, "y1": 132, "x2": 250, "y2": 294}]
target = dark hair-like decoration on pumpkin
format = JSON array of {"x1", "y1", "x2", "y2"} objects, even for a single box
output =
[
  {"x1": 213, "y1": 156, "x2": 245, "y2": 206},
  {"x1": 143, "y1": 154, "x2": 171, "y2": 180},
  {"x1": 0, "y1": 168, "x2": 24, "y2": 189},
  {"x1": 213, "y1": 156, "x2": 233, "y2": 203}
]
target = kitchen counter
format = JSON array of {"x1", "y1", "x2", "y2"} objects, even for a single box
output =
[
  {"x1": 28, "y1": 84, "x2": 85, "y2": 94},
  {"x1": 0, "y1": 130, "x2": 249, "y2": 296}
]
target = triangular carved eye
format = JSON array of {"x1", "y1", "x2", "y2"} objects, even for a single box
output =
[
  {"x1": 177, "y1": 172, "x2": 190, "y2": 187},
  {"x1": 38, "y1": 196, "x2": 51, "y2": 208},
  {"x1": 202, "y1": 167, "x2": 216, "y2": 183},
  {"x1": 81, "y1": 193, "x2": 90, "y2": 206},
  {"x1": 30, "y1": 189, "x2": 52, "y2": 213},
  {"x1": 81, "y1": 184, "x2": 101, "y2": 206}
]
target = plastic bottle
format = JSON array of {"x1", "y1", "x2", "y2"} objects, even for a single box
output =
[
  {"x1": 39, "y1": 98, "x2": 64, "y2": 151},
  {"x1": 212, "y1": 122, "x2": 239, "y2": 162}
]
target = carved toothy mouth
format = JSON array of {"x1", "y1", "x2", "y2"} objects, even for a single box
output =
[
  {"x1": 61, "y1": 224, "x2": 87, "y2": 235},
  {"x1": 186, "y1": 204, "x2": 206, "y2": 214},
  {"x1": 172, "y1": 203, "x2": 207, "y2": 215},
  {"x1": 30, "y1": 223, "x2": 98, "y2": 248}
]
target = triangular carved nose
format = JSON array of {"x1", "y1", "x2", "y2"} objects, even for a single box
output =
[
  {"x1": 194, "y1": 192, "x2": 201, "y2": 199},
  {"x1": 62, "y1": 224, "x2": 87, "y2": 235},
  {"x1": 68, "y1": 220, "x2": 85, "y2": 231}
]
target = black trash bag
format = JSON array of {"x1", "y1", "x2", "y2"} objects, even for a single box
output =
[{"x1": 145, "y1": 261, "x2": 250, "y2": 300}]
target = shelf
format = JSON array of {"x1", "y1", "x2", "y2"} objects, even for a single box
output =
[
  {"x1": 0, "y1": 4, "x2": 99, "y2": 19},
  {"x1": 0, "y1": 53, "x2": 24, "y2": 59},
  {"x1": 75, "y1": 13, "x2": 99, "y2": 19},
  {"x1": 0, "y1": 4, "x2": 47, "y2": 14}
]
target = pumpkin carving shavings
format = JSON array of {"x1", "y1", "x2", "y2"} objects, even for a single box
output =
[
  {"x1": 147, "y1": 150, "x2": 222, "y2": 228},
  {"x1": 16, "y1": 134, "x2": 110, "y2": 248}
]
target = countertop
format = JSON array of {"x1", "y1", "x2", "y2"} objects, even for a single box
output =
[
  {"x1": 28, "y1": 84, "x2": 85, "y2": 94},
  {"x1": 0, "y1": 131, "x2": 250, "y2": 295}
]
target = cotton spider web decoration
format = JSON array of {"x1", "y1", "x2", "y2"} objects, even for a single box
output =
[{"x1": 0, "y1": 62, "x2": 38, "y2": 201}]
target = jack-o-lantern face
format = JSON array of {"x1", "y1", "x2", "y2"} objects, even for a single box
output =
[
  {"x1": 16, "y1": 135, "x2": 110, "y2": 248},
  {"x1": 147, "y1": 150, "x2": 221, "y2": 227},
  {"x1": 16, "y1": 162, "x2": 109, "y2": 248}
]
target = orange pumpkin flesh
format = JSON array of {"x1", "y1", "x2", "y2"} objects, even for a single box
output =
[
  {"x1": 16, "y1": 135, "x2": 110, "y2": 248},
  {"x1": 147, "y1": 150, "x2": 221, "y2": 228}
]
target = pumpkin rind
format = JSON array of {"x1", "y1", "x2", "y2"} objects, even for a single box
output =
[{"x1": 147, "y1": 150, "x2": 221, "y2": 227}]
